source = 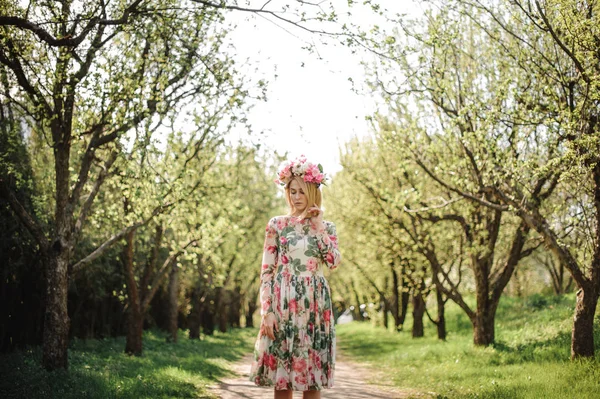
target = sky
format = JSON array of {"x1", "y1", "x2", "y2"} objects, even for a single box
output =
[{"x1": 223, "y1": 1, "x2": 423, "y2": 177}]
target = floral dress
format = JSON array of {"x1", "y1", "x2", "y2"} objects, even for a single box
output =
[{"x1": 249, "y1": 215, "x2": 341, "y2": 391}]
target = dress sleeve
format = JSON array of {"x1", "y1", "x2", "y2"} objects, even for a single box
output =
[
  {"x1": 259, "y1": 217, "x2": 279, "y2": 316},
  {"x1": 315, "y1": 221, "x2": 341, "y2": 270}
]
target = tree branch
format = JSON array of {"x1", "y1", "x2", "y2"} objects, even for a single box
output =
[
  {"x1": 141, "y1": 237, "x2": 199, "y2": 312},
  {"x1": 72, "y1": 150, "x2": 119, "y2": 240},
  {"x1": 0, "y1": 0, "x2": 145, "y2": 47},
  {"x1": 0, "y1": 178, "x2": 48, "y2": 251},
  {"x1": 71, "y1": 201, "x2": 175, "y2": 273}
]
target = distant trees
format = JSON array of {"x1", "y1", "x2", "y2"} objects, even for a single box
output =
[{"x1": 359, "y1": 0, "x2": 599, "y2": 358}]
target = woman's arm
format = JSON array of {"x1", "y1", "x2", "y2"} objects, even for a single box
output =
[
  {"x1": 259, "y1": 217, "x2": 279, "y2": 316},
  {"x1": 315, "y1": 221, "x2": 341, "y2": 270}
]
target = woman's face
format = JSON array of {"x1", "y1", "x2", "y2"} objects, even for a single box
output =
[{"x1": 289, "y1": 179, "x2": 308, "y2": 213}]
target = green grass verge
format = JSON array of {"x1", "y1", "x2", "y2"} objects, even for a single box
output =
[
  {"x1": 0, "y1": 328, "x2": 257, "y2": 399},
  {"x1": 336, "y1": 294, "x2": 600, "y2": 399}
]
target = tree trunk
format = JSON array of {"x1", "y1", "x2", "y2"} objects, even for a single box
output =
[
  {"x1": 167, "y1": 260, "x2": 179, "y2": 343},
  {"x1": 41, "y1": 249, "x2": 70, "y2": 370},
  {"x1": 350, "y1": 279, "x2": 364, "y2": 321},
  {"x1": 229, "y1": 285, "x2": 242, "y2": 328},
  {"x1": 411, "y1": 292, "x2": 425, "y2": 338},
  {"x1": 435, "y1": 287, "x2": 447, "y2": 340},
  {"x1": 381, "y1": 292, "x2": 389, "y2": 329},
  {"x1": 246, "y1": 293, "x2": 259, "y2": 328},
  {"x1": 390, "y1": 266, "x2": 401, "y2": 331},
  {"x1": 398, "y1": 273, "x2": 410, "y2": 329},
  {"x1": 125, "y1": 305, "x2": 143, "y2": 355},
  {"x1": 188, "y1": 283, "x2": 202, "y2": 339},
  {"x1": 201, "y1": 306, "x2": 216, "y2": 335},
  {"x1": 473, "y1": 311, "x2": 495, "y2": 346},
  {"x1": 123, "y1": 227, "x2": 143, "y2": 355},
  {"x1": 217, "y1": 287, "x2": 228, "y2": 333},
  {"x1": 569, "y1": 162, "x2": 600, "y2": 358},
  {"x1": 571, "y1": 287, "x2": 598, "y2": 359}
]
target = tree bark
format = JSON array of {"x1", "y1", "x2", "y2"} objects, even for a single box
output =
[
  {"x1": 473, "y1": 308, "x2": 496, "y2": 346},
  {"x1": 201, "y1": 302, "x2": 216, "y2": 335},
  {"x1": 411, "y1": 292, "x2": 425, "y2": 338},
  {"x1": 350, "y1": 278, "x2": 364, "y2": 321},
  {"x1": 390, "y1": 265, "x2": 401, "y2": 330},
  {"x1": 435, "y1": 287, "x2": 446, "y2": 340},
  {"x1": 381, "y1": 292, "x2": 389, "y2": 329},
  {"x1": 41, "y1": 249, "x2": 70, "y2": 370},
  {"x1": 123, "y1": 226, "x2": 143, "y2": 356},
  {"x1": 245, "y1": 291, "x2": 259, "y2": 328},
  {"x1": 188, "y1": 285, "x2": 202, "y2": 339},
  {"x1": 216, "y1": 287, "x2": 228, "y2": 333},
  {"x1": 229, "y1": 284, "x2": 242, "y2": 328},
  {"x1": 570, "y1": 162, "x2": 600, "y2": 359},
  {"x1": 571, "y1": 287, "x2": 598, "y2": 358},
  {"x1": 125, "y1": 304, "x2": 144, "y2": 355},
  {"x1": 167, "y1": 259, "x2": 179, "y2": 343},
  {"x1": 398, "y1": 272, "x2": 410, "y2": 329},
  {"x1": 41, "y1": 125, "x2": 72, "y2": 369}
]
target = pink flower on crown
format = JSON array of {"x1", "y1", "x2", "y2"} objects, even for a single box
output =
[{"x1": 274, "y1": 155, "x2": 328, "y2": 187}]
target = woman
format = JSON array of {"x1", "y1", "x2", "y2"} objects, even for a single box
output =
[{"x1": 249, "y1": 155, "x2": 341, "y2": 399}]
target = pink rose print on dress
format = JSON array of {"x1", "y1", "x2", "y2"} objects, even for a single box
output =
[
  {"x1": 326, "y1": 252, "x2": 335, "y2": 265},
  {"x1": 276, "y1": 376, "x2": 289, "y2": 390},
  {"x1": 295, "y1": 373, "x2": 308, "y2": 386},
  {"x1": 277, "y1": 218, "x2": 288, "y2": 230},
  {"x1": 307, "y1": 258, "x2": 317, "y2": 272},
  {"x1": 314, "y1": 352, "x2": 322, "y2": 369},
  {"x1": 280, "y1": 236, "x2": 288, "y2": 245},
  {"x1": 266, "y1": 354, "x2": 277, "y2": 371},
  {"x1": 282, "y1": 254, "x2": 289, "y2": 264},
  {"x1": 293, "y1": 357, "x2": 307, "y2": 373},
  {"x1": 289, "y1": 298, "x2": 298, "y2": 313}
]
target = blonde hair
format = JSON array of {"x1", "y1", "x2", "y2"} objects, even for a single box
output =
[{"x1": 285, "y1": 176, "x2": 322, "y2": 219}]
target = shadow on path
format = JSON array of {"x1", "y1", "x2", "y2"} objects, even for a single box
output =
[{"x1": 209, "y1": 353, "x2": 428, "y2": 399}]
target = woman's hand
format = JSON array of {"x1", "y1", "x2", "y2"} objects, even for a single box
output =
[
  {"x1": 308, "y1": 206, "x2": 325, "y2": 229},
  {"x1": 259, "y1": 312, "x2": 278, "y2": 340}
]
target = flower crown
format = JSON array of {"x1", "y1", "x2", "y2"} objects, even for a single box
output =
[{"x1": 275, "y1": 155, "x2": 327, "y2": 187}]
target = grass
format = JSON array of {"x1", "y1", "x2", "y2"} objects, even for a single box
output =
[
  {"x1": 336, "y1": 293, "x2": 600, "y2": 399},
  {"x1": 0, "y1": 328, "x2": 257, "y2": 399},
  {"x1": 2, "y1": 294, "x2": 599, "y2": 398}
]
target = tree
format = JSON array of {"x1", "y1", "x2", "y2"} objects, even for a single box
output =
[
  {"x1": 0, "y1": 0, "x2": 250, "y2": 369},
  {"x1": 370, "y1": 0, "x2": 599, "y2": 357},
  {"x1": 327, "y1": 138, "x2": 442, "y2": 336}
]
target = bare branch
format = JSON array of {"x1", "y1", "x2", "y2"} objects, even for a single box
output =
[
  {"x1": 71, "y1": 201, "x2": 175, "y2": 272},
  {"x1": 0, "y1": 0, "x2": 145, "y2": 47},
  {"x1": 72, "y1": 150, "x2": 119, "y2": 240},
  {"x1": 413, "y1": 156, "x2": 508, "y2": 211}
]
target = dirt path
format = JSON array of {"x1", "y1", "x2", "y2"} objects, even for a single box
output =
[{"x1": 208, "y1": 352, "x2": 426, "y2": 399}]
